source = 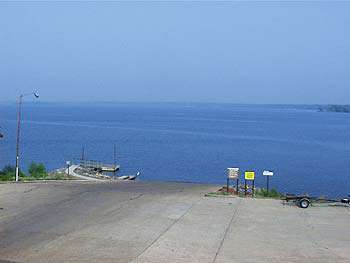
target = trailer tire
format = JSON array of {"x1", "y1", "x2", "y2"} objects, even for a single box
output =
[{"x1": 299, "y1": 198, "x2": 310, "y2": 209}]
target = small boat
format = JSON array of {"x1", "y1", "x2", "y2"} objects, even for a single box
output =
[
  {"x1": 128, "y1": 172, "x2": 141, "y2": 181},
  {"x1": 118, "y1": 176, "x2": 129, "y2": 180},
  {"x1": 117, "y1": 172, "x2": 140, "y2": 181}
]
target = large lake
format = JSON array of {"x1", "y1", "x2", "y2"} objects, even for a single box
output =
[{"x1": 0, "y1": 103, "x2": 349, "y2": 198}]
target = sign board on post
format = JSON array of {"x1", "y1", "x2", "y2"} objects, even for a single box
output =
[
  {"x1": 244, "y1": 171, "x2": 255, "y2": 180},
  {"x1": 227, "y1": 168, "x2": 239, "y2": 179},
  {"x1": 66, "y1": 161, "x2": 71, "y2": 176},
  {"x1": 263, "y1": 170, "x2": 274, "y2": 194},
  {"x1": 263, "y1": 170, "x2": 274, "y2": 176},
  {"x1": 227, "y1": 168, "x2": 240, "y2": 194},
  {"x1": 244, "y1": 171, "x2": 255, "y2": 196}
]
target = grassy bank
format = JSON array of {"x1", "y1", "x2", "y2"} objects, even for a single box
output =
[
  {"x1": 0, "y1": 162, "x2": 77, "y2": 182},
  {"x1": 255, "y1": 188, "x2": 283, "y2": 198},
  {"x1": 206, "y1": 186, "x2": 284, "y2": 199}
]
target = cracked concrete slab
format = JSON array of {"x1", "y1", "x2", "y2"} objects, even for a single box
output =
[{"x1": 0, "y1": 181, "x2": 349, "y2": 263}]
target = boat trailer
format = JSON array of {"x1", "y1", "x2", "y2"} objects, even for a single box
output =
[{"x1": 284, "y1": 194, "x2": 350, "y2": 209}]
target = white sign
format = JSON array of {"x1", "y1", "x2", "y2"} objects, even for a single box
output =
[
  {"x1": 263, "y1": 170, "x2": 274, "y2": 176},
  {"x1": 227, "y1": 168, "x2": 239, "y2": 179}
]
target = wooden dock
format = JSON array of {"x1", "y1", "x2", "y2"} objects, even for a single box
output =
[
  {"x1": 101, "y1": 165, "x2": 120, "y2": 172},
  {"x1": 80, "y1": 159, "x2": 120, "y2": 172}
]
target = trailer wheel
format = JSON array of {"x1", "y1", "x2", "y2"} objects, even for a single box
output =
[{"x1": 299, "y1": 198, "x2": 310, "y2": 209}]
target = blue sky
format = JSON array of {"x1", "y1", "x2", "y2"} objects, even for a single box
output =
[{"x1": 0, "y1": 1, "x2": 349, "y2": 104}]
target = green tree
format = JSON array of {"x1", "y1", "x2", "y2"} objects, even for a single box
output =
[
  {"x1": 28, "y1": 162, "x2": 47, "y2": 178},
  {"x1": 0, "y1": 165, "x2": 17, "y2": 181}
]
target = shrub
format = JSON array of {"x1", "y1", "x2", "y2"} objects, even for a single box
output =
[
  {"x1": 0, "y1": 165, "x2": 24, "y2": 181},
  {"x1": 256, "y1": 188, "x2": 283, "y2": 198},
  {"x1": 28, "y1": 162, "x2": 47, "y2": 178}
]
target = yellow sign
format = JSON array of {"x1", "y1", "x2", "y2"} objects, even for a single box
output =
[{"x1": 245, "y1": 171, "x2": 255, "y2": 180}]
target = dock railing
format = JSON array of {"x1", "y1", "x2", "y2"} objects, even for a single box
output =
[{"x1": 80, "y1": 159, "x2": 119, "y2": 172}]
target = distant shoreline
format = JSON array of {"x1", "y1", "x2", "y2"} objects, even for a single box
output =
[
  {"x1": 318, "y1": 105, "x2": 350, "y2": 113},
  {"x1": 1, "y1": 101, "x2": 349, "y2": 114}
]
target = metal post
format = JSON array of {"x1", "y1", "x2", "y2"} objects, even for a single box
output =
[
  {"x1": 244, "y1": 180, "x2": 247, "y2": 196},
  {"x1": 236, "y1": 179, "x2": 239, "y2": 195},
  {"x1": 252, "y1": 180, "x2": 255, "y2": 197},
  {"x1": 267, "y1": 176, "x2": 270, "y2": 195},
  {"x1": 15, "y1": 92, "x2": 39, "y2": 182},
  {"x1": 66, "y1": 161, "x2": 71, "y2": 176},
  {"x1": 15, "y1": 95, "x2": 23, "y2": 182},
  {"x1": 226, "y1": 178, "x2": 229, "y2": 193}
]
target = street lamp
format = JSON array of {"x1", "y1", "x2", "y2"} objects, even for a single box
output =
[{"x1": 15, "y1": 92, "x2": 39, "y2": 182}]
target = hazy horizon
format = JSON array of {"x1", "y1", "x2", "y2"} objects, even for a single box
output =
[
  {"x1": 0, "y1": 100, "x2": 340, "y2": 108},
  {"x1": 1, "y1": 1, "x2": 349, "y2": 104}
]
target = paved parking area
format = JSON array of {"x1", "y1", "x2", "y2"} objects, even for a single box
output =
[{"x1": 0, "y1": 181, "x2": 349, "y2": 263}]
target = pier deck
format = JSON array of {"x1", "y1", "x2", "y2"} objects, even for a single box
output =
[{"x1": 80, "y1": 159, "x2": 120, "y2": 172}]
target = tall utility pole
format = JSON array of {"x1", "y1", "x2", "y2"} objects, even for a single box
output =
[{"x1": 15, "y1": 92, "x2": 39, "y2": 182}]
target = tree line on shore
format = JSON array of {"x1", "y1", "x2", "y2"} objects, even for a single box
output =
[
  {"x1": 318, "y1": 105, "x2": 350, "y2": 113},
  {"x1": 0, "y1": 162, "x2": 73, "y2": 181}
]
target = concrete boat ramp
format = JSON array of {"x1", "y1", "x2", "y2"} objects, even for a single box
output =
[
  {"x1": 66, "y1": 165, "x2": 138, "y2": 181},
  {"x1": 0, "y1": 181, "x2": 349, "y2": 263},
  {"x1": 66, "y1": 165, "x2": 102, "y2": 181}
]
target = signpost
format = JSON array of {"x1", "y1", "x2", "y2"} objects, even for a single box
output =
[
  {"x1": 244, "y1": 171, "x2": 255, "y2": 196},
  {"x1": 263, "y1": 170, "x2": 274, "y2": 194},
  {"x1": 227, "y1": 168, "x2": 239, "y2": 194},
  {"x1": 66, "y1": 161, "x2": 71, "y2": 176}
]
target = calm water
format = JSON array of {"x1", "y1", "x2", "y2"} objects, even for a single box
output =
[{"x1": 0, "y1": 102, "x2": 349, "y2": 198}]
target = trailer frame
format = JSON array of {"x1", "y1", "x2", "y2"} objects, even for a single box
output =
[{"x1": 283, "y1": 194, "x2": 350, "y2": 209}]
